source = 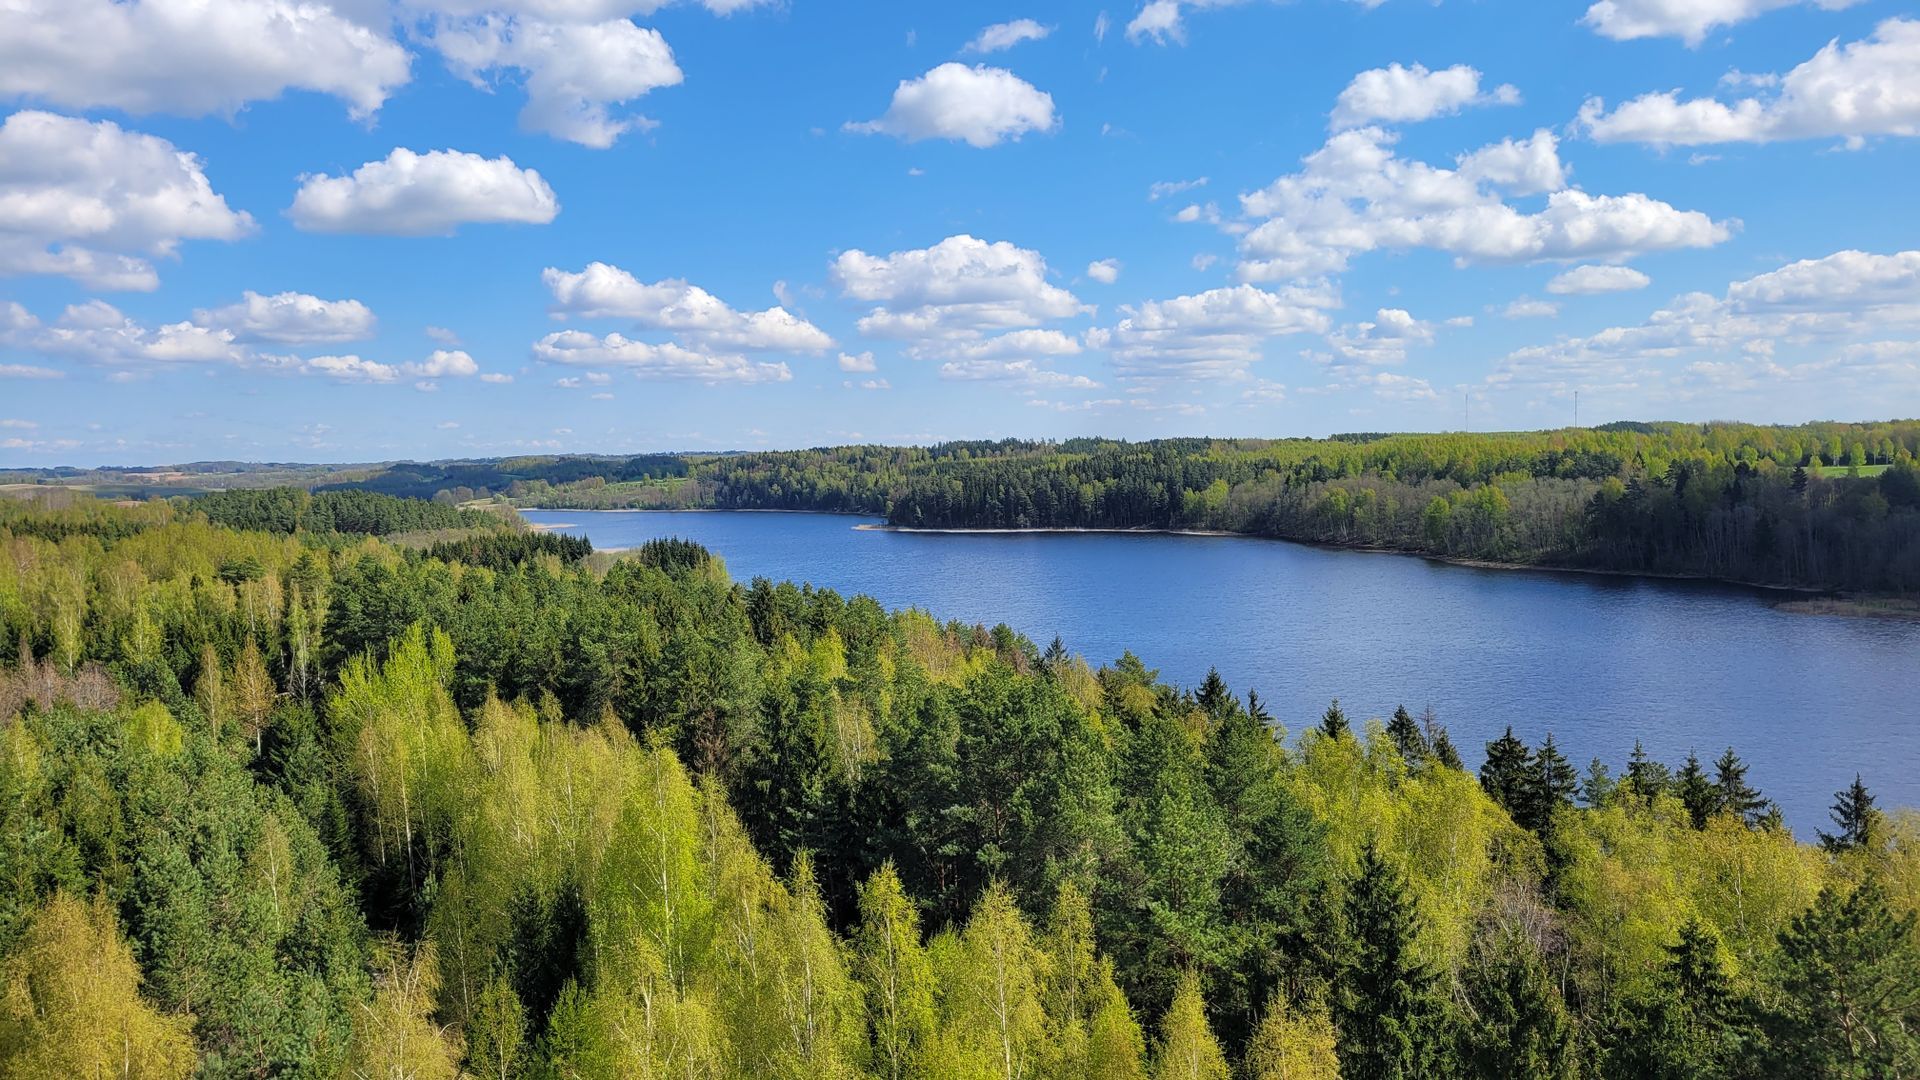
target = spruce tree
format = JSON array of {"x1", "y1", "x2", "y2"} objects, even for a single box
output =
[
  {"x1": 1711, "y1": 747, "x2": 1766, "y2": 826},
  {"x1": 1196, "y1": 668, "x2": 1233, "y2": 721},
  {"x1": 1519, "y1": 734, "x2": 1578, "y2": 834},
  {"x1": 1608, "y1": 920, "x2": 1740, "y2": 1080},
  {"x1": 1478, "y1": 727, "x2": 1533, "y2": 819},
  {"x1": 1334, "y1": 843, "x2": 1443, "y2": 1080},
  {"x1": 1580, "y1": 758, "x2": 1617, "y2": 808},
  {"x1": 1759, "y1": 878, "x2": 1920, "y2": 1075},
  {"x1": 1319, "y1": 699, "x2": 1350, "y2": 740},
  {"x1": 1458, "y1": 930, "x2": 1576, "y2": 1080},
  {"x1": 1675, "y1": 752, "x2": 1716, "y2": 829},
  {"x1": 1625, "y1": 740, "x2": 1672, "y2": 805},
  {"x1": 1423, "y1": 709, "x2": 1464, "y2": 771},
  {"x1": 1386, "y1": 705, "x2": 1429, "y2": 765},
  {"x1": 1818, "y1": 775, "x2": 1883, "y2": 853}
]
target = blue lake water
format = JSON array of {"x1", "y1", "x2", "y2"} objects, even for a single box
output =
[{"x1": 523, "y1": 509, "x2": 1920, "y2": 833}]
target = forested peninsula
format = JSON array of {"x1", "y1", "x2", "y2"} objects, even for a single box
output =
[{"x1": 2, "y1": 492, "x2": 1918, "y2": 1078}]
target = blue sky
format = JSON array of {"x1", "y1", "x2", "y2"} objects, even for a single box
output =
[{"x1": 2, "y1": 0, "x2": 1918, "y2": 465}]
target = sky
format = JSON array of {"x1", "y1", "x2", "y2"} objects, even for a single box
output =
[{"x1": 2, "y1": 0, "x2": 1919, "y2": 466}]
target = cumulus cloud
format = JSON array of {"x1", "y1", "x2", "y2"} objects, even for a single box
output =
[
  {"x1": 430, "y1": 15, "x2": 684, "y2": 147},
  {"x1": 1088, "y1": 282, "x2": 1337, "y2": 379},
  {"x1": 405, "y1": 349, "x2": 480, "y2": 378},
  {"x1": 1235, "y1": 126, "x2": 1730, "y2": 280},
  {"x1": 1490, "y1": 248, "x2": 1920, "y2": 394},
  {"x1": 833, "y1": 234, "x2": 1084, "y2": 340},
  {"x1": 838, "y1": 351, "x2": 877, "y2": 372},
  {"x1": 1582, "y1": 0, "x2": 1862, "y2": 45},
  {"x1": 1315, "y1": 308, "x2": 1436, "y2": 367},
  {"x1": 0, "y1": 0, "x2": 410, "y2": 119},
  {"x1": 963, "y1": 19, "x2": 1052, "y2": 54},
  {"x1": 1548, "y1": 264, "x2": 1652, "y2": 294},
  {"x1": 289, "y1": 148, "x2": 560, "y2": 236},
  {"x1": 0, "y1": 111, "x2": 253, "y2": 291},
  {"x1": 1126, "y1": 0, "x2": 1257, "y2": 44},
  {"x1": 849, "y1": 63, "x2": 1057, "y2": 147},
  {"x1": 1331, "y1": 63, "x2": 1519, "y2": 130},
  {"x1": 532, "y1": 329, "x2": 792, "y2": 382},
  {"x1": 1087, "y1": 259, "x2": 1122, "y2": 284},
  {"x1": 195, "y1": 291, "x2": 376, "y2": 344},
  {"x1": 543, "y1": 262, "x2": 833, "y2": 351},
  {"x1": 1581, "y1": 18, "x2": 1920, "y2": 146}
]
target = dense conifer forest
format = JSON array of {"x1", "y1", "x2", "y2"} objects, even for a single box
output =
[{"x1": 2, "y1": 493, "x2": 1918, "y2": 1078}]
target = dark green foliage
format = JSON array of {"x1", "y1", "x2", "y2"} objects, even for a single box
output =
[
  {"x1": 1479, "y1": 727, "x2": 1533, "y2": 819},
  {"x1": 1318, "y1": 699, "x2": 1349, "y2": 740},
  {"x1": 421, "y1": 531, "x2": 591, "y2": 569},
  {"x1": 1819, "y1": 775, "x2": 1883, "y2": 854},
  {"x1": 1607, "y1": 920, "x2": 1744, "y2": 1080},
  {"x1": 1335, "y1": 843, "x2": 1445, "y2": 1080},
  {"x1": 1758, "y1": 879, "x2": 1920, "y2": 1076},
  {"x1": 1458, "y1": 929, "x2": 1578, "y2": 1080},
  {"x1": 1625, "y1": 740, "x2": 1673, "y2": 805},
  {"x1": 192, "y1": 487, "x2": 493, "y2": 535},
  {"x1": 1519, "y1": 734, "x2": 1579, "y2": 834},
  {"x1": 1712, "y1": 748, "x2": 1768, "y2": 826},
  {"x1": 633, "y1": 536, "x2": 715, "y2": 574},
  {"x1": 1386, "y1": 705, "x2": 1429, "y2": 765},
  {"x1": 1677, "y1": 752, "x2": 1717, "y2": 829}
]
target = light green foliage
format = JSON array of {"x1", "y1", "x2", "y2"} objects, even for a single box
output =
[
  {"x1": 856, "y1": 864, "x2": 936, "y2": 1080},
  {"x1": 1152, "y1": 970, "x2": 1230, "y2": 1080},
  {"x1": 0, "y1": 892, "x2": 195, "y2": 1080}
]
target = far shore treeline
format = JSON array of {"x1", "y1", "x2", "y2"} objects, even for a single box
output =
[
  {"x1": 0, "y1": 493, "x2": 1918, "y2": 1077},
  {"x1": 11, "y1": 419, "x2": 1913, "y2": 593}
]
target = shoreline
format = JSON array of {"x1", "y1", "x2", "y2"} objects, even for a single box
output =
[{"x1": 528, "y1": 508, "x2": 1910, "y2": 615}]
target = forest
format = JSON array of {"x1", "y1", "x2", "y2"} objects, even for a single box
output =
[
  {"x1": 419, "y1": 420, "x2": 1920, "y2": 594},
  {"x1": 2, "y1": 492, "x2": 1918, "y2": 1078}
]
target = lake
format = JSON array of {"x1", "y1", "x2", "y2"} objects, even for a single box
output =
[{"x1": 522, "y1": 509, "x2": 1920, "y2": 833}]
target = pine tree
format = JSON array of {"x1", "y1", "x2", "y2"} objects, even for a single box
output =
[
  {"x1": 1818, "y1": 775, "x2": 1882, "y2": 853},
  {"x1": 1759, "y1": 878, "x2": 1920, "y2": 1075},
  {"x1": 1335, "y1": 842, "x2": 1443, "y2": 1080},
  {"x1": 1386, "y1": 705, "x2": 1429, "y2": 765},
  {"x1": 1318, "y1": 699, "x2": 1349, "y2": 740},
  {"x1": 1478, "y1": 727, "x2": 1533, "y2": 819},
  {"x1": 1711, "y1": 748, "x2": 1766, "y2": 826},
  {"x1": 1675, "y1": 752, "x2": 1716, "y2": 829}
]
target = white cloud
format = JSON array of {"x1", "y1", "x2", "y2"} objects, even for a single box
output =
[
  {"x1": 195, "y1": 291, "x2": 376, "y2": 344},
  {"x1": 480, "y1": 372, "x2": 515, "y2": 383},
  {"x1": 532, "y1": 329, "x2": 792, "y2": 382},
  {"x1": 833, "y1": 234, "x2": 1084, "y2": 339},
  {"x1": 838, "y1": 351, "x2": 877, "y2": 372},
  {"x1": 849, "y1": 63, "x2": 1057, "y2": 148},
  {"x1": 963, "y1": 19, "x2": 1052, "y2": 54},
  {"x1": 0, "y1": 419, "x2": 34, "y2": 429},
  {"x1": 926, "y1": 328, "x2": 1084, "y2": 363},
  {"x1": 1582, "y1": 0, "x2": 1862, "y2": 45},
  {"x1": 1087, "y1": 258, "x2": 1122, "y2": 284},
  {"x1": 0, "y1": 0, "x2": 410, "y2": 119},
  {"x1": 1503, "y1": 297, "x2": 1562, "y2": 319},
  {"x1": 1126, "y1": 0, "x2": 1257, "y2": 44},
  {"x1": 289, "y1": 148, "x2": 560, "y2": 236},
  {"x1": 1089, "y1": 282, "x2": 1337, "y2": 378},
  {"x1": 1490, "y1": 248, "x2": 1920, "y2": 393},
  {"x1": 0, "y1": 364, "x2": 62, "y2": 379},
  {"x1": 1150, "y1": 177, "x2": 1208, "y2": 200},
  {"x1": 426, "y1": 325, "x2": 462, "y2": 345},
  {"x1": 1235, "y1": 127, "x2": 1730, "y2": 280},
  {"x1": 404, "y1": 349, "x2": 480, "y2": 378},
  {"x1": 26, "y1": 301, "x2": 246, "y2": 367},
  {"x1": 1581, "y1": 18, "x2": 1920, "y2": 146},
  {"x1": 1331, "y1": 63, "x2": 1519, "y2": 130},
  {"x1": 417, "y1": 0, "x2": 774, "y2": 16},
  {"x1": 302, "y1": 354, "x2": 399, "y2": 383},
  {"x1": 1317, "y1": 307, "x2": 1436, "y2": 366},
  {"x1": 0, "y1": 111, "x2": 253, "y2": 291},
  {"x1": 939, "y1": 358, "x2": 1100, "y2": 388},
  {"x1": 430, "y1": 15, "x2": 684, "y2": 147},
  {"x1": 542, "y1": 262, "x2": 833, "y2": 351},
  {"x1": 1548, "y1": 264, "x2": 1652, "y2": 295},
  {"x1": 1094, "y1": 11, "x2": 1111, "y2": 41}
]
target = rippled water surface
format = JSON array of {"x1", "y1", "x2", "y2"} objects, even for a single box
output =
[{"x1": 524, "y1": 509, "x2": 1920, "y2": 832}]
